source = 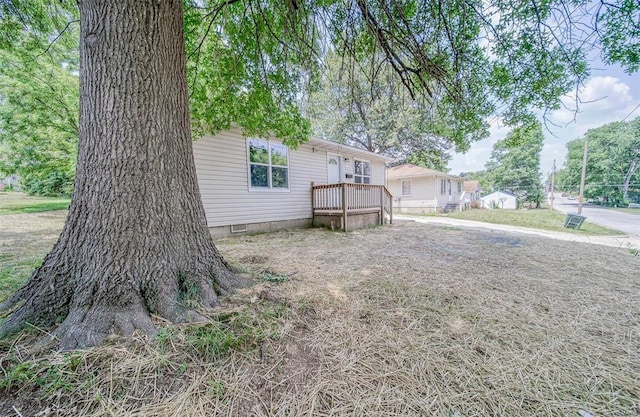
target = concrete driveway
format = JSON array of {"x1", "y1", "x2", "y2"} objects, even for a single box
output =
[{"x1": 550, "y1": 193, "x2": 640, "y2": 238}]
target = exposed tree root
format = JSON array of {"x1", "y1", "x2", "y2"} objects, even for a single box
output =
[{"x1": 0, "y1": 239, "x2": 248, "y2": 350}]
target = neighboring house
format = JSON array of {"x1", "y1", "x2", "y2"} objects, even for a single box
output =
[
  {"x1": 481, "y1": 190, "x2": 517, "y2": 209},
  {"x1": 462, "y1": 180, "x2": 482, "y2": 209},
  {"x1": 193, "y1": 127, "x2": 393, "y2": 237},
  {"x1": 387, "y1": 164, "x2": 465, "y2": 213}
]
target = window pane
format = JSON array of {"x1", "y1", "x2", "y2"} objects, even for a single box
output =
[
  {"x1": 354, "y1": 160, "x2": 363, "y2": 175},
  {"x1": 402, "y1": 181, "x2": 411, "y2": 195},
  {"x1": 250, "y1": 164, "x2": 269, "y2": 187},
  {"x1": 354, "y1": 176, "x2": 363, "y2": 184},
  {"x1": 363, "y1": 161, "x2": 371, "y2": 176},
  {"x1": 270, "y1": 144, "x2": 288, "y2": 166},
  {"x1": 363, "y1": 176, "x2": 371, "y2": 184},
  {"x1": 271, "y1": 167, "x2": 288, "y2": 188},
  {"x1": 249, "y1": 139, "x2": 269, "y2": 164}
]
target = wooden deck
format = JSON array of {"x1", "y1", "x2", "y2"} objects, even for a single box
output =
[{"x1": 312, "y1": 183, "x2": 393, "y2": 231}]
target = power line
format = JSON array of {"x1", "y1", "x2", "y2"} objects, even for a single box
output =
[
  {"x1": 622, "y1": 103, "x2": 640, "y2": 121},
  {"x1": 556, "y1": 184, "x2": 640, "y2": 187}
]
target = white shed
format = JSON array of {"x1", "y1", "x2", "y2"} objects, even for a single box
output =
[{"x1": 481, "y1": 191, "x2": 518, "y2": 209}]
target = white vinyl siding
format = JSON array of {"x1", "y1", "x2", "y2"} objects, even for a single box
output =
[
  {"x1": 388, "y1": 176, "x2": 438, "y2": 211},
  {"x1": 193, "y1": 128, "x2": 388, "y2": 228},
  {"x1": 388, "y1": 175, "x2": 466, "y2": 212}
]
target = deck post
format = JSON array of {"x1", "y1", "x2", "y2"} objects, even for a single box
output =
[
  {"x1": 342, "y1": 183, "x2": 348, "y2": 232},
  {"x1": 379, "y1": 186, "x2": 384, "y2": 225},
  {"x1": 311, "y1": 182, "x2": 315, "y2": 226},
  {"x1": 389, "y1": 192, "x2": 393, "y2": 224}
]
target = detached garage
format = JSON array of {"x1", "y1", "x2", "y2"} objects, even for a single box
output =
[{"x1": 481, "y1": 191, "x2": 517, "y2": 209}]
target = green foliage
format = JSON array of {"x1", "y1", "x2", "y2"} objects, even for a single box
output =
[
  {"x1": 0, "y1": 4, "x2": 79, "y2": 197},
  {"x1": 156, "y1": 303, "x2": 286, "y2": 359},
  {"x1": 556, "y1": 117, "x2": 640, "y2": 205},
  {"x1": 184, "y1": 0, "x2": 315, "y2": 147},
  {"x1": 597, "y1": 0, "x2": 640, "y2": 73},
  {"x1": 261, "y1": 271, "x2": 287, "y2": 283},
  {"x1": 1, "y1": 0, "x2": 638, "y2": 185},
  {"x1": 306, "y1": 54, "x2": 460, "y2": 170},
  {"x1": 177, "y1": 274, "x2": 202, "y2": 309},
  {"x1": 0, "y1": 352, "x2": 83, "y2": 394},
  {"x1": 483, "y1": 122, "x2": 545, "y2": 206}
]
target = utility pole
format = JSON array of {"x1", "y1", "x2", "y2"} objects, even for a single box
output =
[
  {"x1": 549, "y1": 159, "x2": 556, "y2": 211},
  {"x1": 577, "y1": 137, "x2": 588, "y2": 214}
]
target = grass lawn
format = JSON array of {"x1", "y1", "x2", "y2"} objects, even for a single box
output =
[
  {"x1": 0, "y1": 211, "x2": 67, "y2": 301},
  {"x1": 0, "y1": 192, "x2": 70, "y2": 215},
  {"x1": 0, "y1": 194, "x2": 69, "y2": 300},
  {"x1": 1, "y1": 214, "x2": 639, "y2": 416},
  {"x1": 434, "y1": 207, "x2": 624, "y2": 235}
]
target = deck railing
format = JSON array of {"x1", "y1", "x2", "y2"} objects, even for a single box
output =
[{"x1": 312, "y1": 183, "x2": 393, "y2": 230}]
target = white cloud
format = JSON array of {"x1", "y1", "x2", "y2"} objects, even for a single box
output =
[
  {"x1": 549, "y1": 76, "x2": 636, "y2": 135},
  {"x1": 450, "y1": 75, "x2": 639, "y2": 177}
]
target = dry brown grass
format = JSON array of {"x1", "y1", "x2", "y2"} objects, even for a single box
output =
[{"x1": 1, "y1": 219, "x2": 639, "y2": 416}]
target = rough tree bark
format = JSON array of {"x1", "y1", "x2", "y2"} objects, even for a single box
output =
[{"x1": 0, "y1": 0, "x2": 244, "y2": 349}]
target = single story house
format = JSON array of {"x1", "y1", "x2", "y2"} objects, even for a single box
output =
[
  {"x1": 462, "y1": 180, "x2": 482, "y2": 209},
  {"x1": 481, "y1": 190, "x2": 517, "y2": 209},
  {"x1": 193, "y1": 127, "x2": 393, "y2": 237},
  {"x1": 386, "y1": 164, "x2": 466, "y2": 213}
]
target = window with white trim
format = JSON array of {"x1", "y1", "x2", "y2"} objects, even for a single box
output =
[
  {"x1": 440, "y1": 179, "x2": 446, "y2": 195},
  {"x1": 354, "y1": 159, "x2": 371, "y2": 184},
  {"x1": 248, "y1": 138, "x2": 289, "y2": 190},
  {"x1": 457, "y1": 181, "x2": 462, "y2": 193},
  {"x1": 401, "y1": 180, "x2": 411, "y2": 196}
]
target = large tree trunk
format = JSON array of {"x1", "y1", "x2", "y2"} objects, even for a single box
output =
[{"x1": 0, "y1": 0, "x2": 243, "y2": 350}]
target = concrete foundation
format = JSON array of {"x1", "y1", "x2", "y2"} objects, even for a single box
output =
[
  {"x1": 395, "y1": 206, "x2": 440, "y2": 214},
  {"x1": 209, "y1": 218, "x2": 312, "y2": 239},
  {"x1": 313, "y1": 210, "x2": 383, "y2": 231},
  {"x1": 209, "y1": 211, "x2": 388, "y2": 238}
]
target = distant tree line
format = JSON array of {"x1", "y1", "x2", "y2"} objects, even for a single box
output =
[
  {"x1": 0, "y1": 24, "x2": 78, "y2": 196},
  {"x1": 555, "y1": 117, "x2": 640, "y2": 205},
  {"x1": 466, "y1": 122, "x2": 544, "y2": 208}
]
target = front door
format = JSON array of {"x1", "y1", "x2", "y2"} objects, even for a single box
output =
[{"x1": 327, "y1": 154, "x2": 341, "y2": 184}]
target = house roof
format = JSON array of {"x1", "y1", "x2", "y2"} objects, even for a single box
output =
[
  {"x1": 387, "y1": 163, "x2": 462, "y2": 180},
  {"x1": 463, "y1": 180, "x2": 480, "y2": 192},
  {"x1": 222, "y1": 124, "x2": 393, "y2": 163},
  {"x1": 308, "y1": 137, "x2": 394, "y2": 163}
]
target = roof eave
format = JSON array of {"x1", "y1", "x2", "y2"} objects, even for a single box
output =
[{"x1": 308, "y1": 137, "x2": 393, "y2": 162}]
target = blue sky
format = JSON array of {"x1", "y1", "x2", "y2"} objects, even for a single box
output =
[{"x1": 448, "y1": 65, "x2": 640, "y2": 178}]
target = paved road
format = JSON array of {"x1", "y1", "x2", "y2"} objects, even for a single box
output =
[{"x1": 550, "y1": 193, "x2": 640, "y2": 238}]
